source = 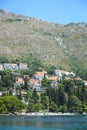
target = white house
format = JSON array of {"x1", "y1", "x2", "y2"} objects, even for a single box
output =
[
  {"x1": 55, "y1": 69, "x2": 75, "y2": 77},
  {"x1": 0, "y1": 91, "x2": 3, "y2": 96},
  {"x1": 19, "y1": 63, "x2": 28, "y2": 70},
  {"x1": 0, "y1": 64, "x2": 4, "y2": 71},
  {"x1": 55, "y1": 69, "x2": 62, "y2": 77},
  {"x1": 3, "y1": 63, "x2": 18, "y2": 71},
  {"x1": 83, "y1": 80, "x2": 87, "y2": 86}
]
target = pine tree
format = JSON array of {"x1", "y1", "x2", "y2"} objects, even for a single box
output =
[{"x1": 58, "y1": 87, "x2": 66, "y2": 106}]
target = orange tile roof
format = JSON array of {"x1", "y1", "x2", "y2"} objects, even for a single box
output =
[
  {"x1": 16, "y1": 77, "x2": 24, "y2": 84},
  {"x1": 34, "y1": 71, "x2": 47, "y2": 76},
  {"x1": 74, "y1": 77, "x2": 82, "y2": 80},
  {"x1": 29, "y1": 78, "x2": 40, "y2": 84},
  {"x1": 48, "y1": 76, "x2": 58, "y2": 81},
  {"x1": 29, "y1": 78, "x2": 37, "y2": 83},
  {"x1": 83, "y1": 80, "x2": 87, "y2": 82}
]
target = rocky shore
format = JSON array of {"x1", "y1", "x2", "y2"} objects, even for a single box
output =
[
  {"x1": 21, "y1": 112, "x2": 77, "y2": 116},
  {"x1": 0, "y1": 112, "x2": 86, "y2": 116}
]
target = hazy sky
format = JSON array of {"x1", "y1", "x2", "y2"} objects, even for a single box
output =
[{"x1": 0, "y1": 0, "x2": 87, "y2": 24}]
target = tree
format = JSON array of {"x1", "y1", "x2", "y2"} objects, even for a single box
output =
[
  {"x1": 0, "y1": 99, "x2": 8, "y2": 114},
  {"x1": 41, "y1": 93, "x2": 49, "y2": 109},
  {"x1": 49, "y1": 102, "x2": 58, "y2": 112},
  {"x1": 59, "y1": 105, "x2": 67, "y2": 113},
  {"x1": 32, "y1": 88, "x2": 39, "y2": 103},
  {"x1": 0, "y1": 80, "x2": 3, "y2": 87},
  {"x1": 46, "y1": 86, "x2": 53, "y2": 104},
  {"x1": 76, "y1": 87, "x2": 81, "y2": 100},
  {"x1": 0, "y1": 96, "x2": 25, "y2": 114},
  {"x1": 62, "y1": 80, "x2": 74, "y2": 96},
  {"x1": 45, "y1": 65, "x2": 56, "y2": 75},
  {"x1": 68, "y1": 95, "x2": 80, "y2": 112},
  {"x1": 81, "y1": 84, "x2": 87, "y2": 103},
  {"x1": 58, "y1": 87, "x2": 66, "y2": 106},
  {"x1": 0, "y1": 56, "x2": 8, "y2": 63},
  {"x1": 33, "y1": 103, "x2": 42, "y2": 112},
  {"x1": 1, "y1": 71, "x2": 15, "y2": 88},
  {"x1": 75, "y1": 80, "x2": 84, "y2": 86},
  {"x1": 28, "y1": 102, "x2": 42, "y2": 112},
  {"x1": 27, "y1": 102, "x2": 34, "y2": 112},
  {"x1": 41, "y1": 78, "x2": 50, "y2": 88},
  {"x1": 24, "y1": 77, "x2": 28, "y2": 90}
]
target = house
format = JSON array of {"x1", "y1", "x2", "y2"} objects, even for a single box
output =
[
  {"x1": 74, "y1": 77, "x2": 82, "y2": 81},
  {"x1": 19, "y1": 63, "x2": 28, "y2": 70},
  {"x1": 83, "y1": 80, "x2": 87, "y2": 86},
  {"x1": 3, "y1": 63, "x2": 18, "y2": 71},
  {"x1": 33, "y1": 70, "x2": 47, "y2": 81},
  {"x1": 35, "y1": 87, "x2": 44, "y2": 92},
  {"x1": 60, "y1": 70, "x2": 70, "y2": 76},
  {"x1": 48, "y1": 76, "x2": 58, "y2": 87},
  {"x1": 55, "y1": 69, "x2": 75, "y2": 78},
  {"x1": 21, "y1": 90, "x2": 28, "y2": 103},
  {"x1": 2, "y1": 90, "x2": 9, "y2": 96},
  {"x1": 14, "y1": 77, "x2": 24, "y2": 88},
  {"x1": 55, "y1": 69, "x2": 62, "y2": 77},
  {"x1": 12, "y1": 89, "x2": 17, "y2": 95},
  {"x1": 29, "y1": 78, "x2": 40, "y2": 88},
  {"x1": 29, "y1": 78, "x2": 44, "y2": 92},
  {"x1": 69, "y1": 72, "x2": 75, "y2": 76},
  {"x1": 0, "y1": 91, "x2": 3, "y2": 96},
  {"x1": 64, "y1": 77, "x2": 72, "y2": 80},
  {"x1": 55, "y1": 69, "x2": 63, "y2": 80},
  {"x1": 0, "y1": 64, "x2": 4, "y2": 71},
  {"x1": 21, "y1": 90, "x2": 27, "y2": 95}
]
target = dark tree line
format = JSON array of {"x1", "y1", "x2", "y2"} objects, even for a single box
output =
[{"x1": 45, "y1": 79, "x2": 87, "y2": 113}]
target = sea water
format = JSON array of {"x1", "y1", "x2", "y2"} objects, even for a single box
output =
[{"x1": 0, "y1": 115, "x2": 87, "y2": 130}]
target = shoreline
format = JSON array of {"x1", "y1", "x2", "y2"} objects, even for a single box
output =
[
  {"x1": 0, "y1": 112, "x2": 86, "y2": 116},
  {"x1": 23, "y1": 112, "x2": 77, "y2": 116}
]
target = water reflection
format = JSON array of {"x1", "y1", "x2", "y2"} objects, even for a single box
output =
[{"x1": 0, "y1": 115, "x2": 87, "y2": 130}]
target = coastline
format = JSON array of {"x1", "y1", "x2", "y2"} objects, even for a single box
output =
[
  {"x1": 21, "y1": 112, "x2": 78, "y2": 116},
  {"x1": 0, "y1": 112, "x2": 86, "y2": 116}
]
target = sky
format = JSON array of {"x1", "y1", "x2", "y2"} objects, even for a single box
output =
[{"x1": 0, "y1": 0, "x2": 87, "y2": 24}]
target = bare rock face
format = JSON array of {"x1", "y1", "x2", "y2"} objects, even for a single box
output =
[
  {"x1": 0, "y1": 9, "x2": 13, "y2": 19},
  {"x1": 0, "y1": 9, "x2": 11, "y2": 15}
]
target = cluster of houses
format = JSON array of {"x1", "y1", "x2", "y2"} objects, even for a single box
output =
[
  {"x1": 0, "y1": 63, "x2": 87, "y2": 103},
  {"x1": 0, "y1": 63, "x2": 28, "y2": 71},
  {"x1": 14, "y1": 69, "x2": 87, "y2": 92}
]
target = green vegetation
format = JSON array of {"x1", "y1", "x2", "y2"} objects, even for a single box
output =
[
  {"x1": 0, "y1": 69, "x2": 87, "y2": 114},
  {"x1": 0, "y1": 96, "x2": 25, "y2": 114},
  {"x1": 46, "y1": 80, "x2": 87, "y2": 113},
  {"x1": 0, "y1": 10, "x2": 87, "y2": 71},
  {"x1": 41, "y1": 78, "x2": 50, "y2": 88},
  {"x1": 70, "y1": 56, "x2": 87, "y2": 79},
  {"x1": 21, "y1": 57, "x2": 43, "y2": 77},
  {"x1": 0, "y1": 57, "x2": 9, "y2": 63},
  {"x1": 26, "y1": 79, "x2": 87, "y2": 113},
  {"x1": 6, "y1": 18, "x2": 22, "y2": 22},
  {"x1": 0, "y1": 70, "x2": 15, "y2": 89}
]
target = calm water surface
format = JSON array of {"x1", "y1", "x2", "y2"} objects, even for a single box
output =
[{"x1": 0, "y1": 115, "x2": 87, "y2": 130}]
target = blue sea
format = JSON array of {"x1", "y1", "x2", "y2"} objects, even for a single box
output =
[{"x1": 0, "y1": 115, "x2": 87, "y2": 130}]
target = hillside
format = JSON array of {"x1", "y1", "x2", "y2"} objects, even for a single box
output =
[{"x1": 0, "y1": 9, "x2": 87, "y2": 71}]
